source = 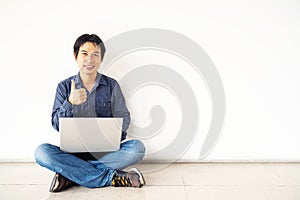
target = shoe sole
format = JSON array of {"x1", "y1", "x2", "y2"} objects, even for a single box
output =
[
  {"x1": 129, "y1": 168, "x2": 146, "y2": 187},
  {"x1": 49, "y1": 173, "x2": 59, "y2": 192}
]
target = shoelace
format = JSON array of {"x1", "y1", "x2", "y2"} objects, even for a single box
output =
[{"x1": 112, "y1": 174, "x2": 132, "y2": 187}]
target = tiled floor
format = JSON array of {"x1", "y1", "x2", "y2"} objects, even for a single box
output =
[{"x1": 1, "y1": 162, "x2": 300, "y2": 200}]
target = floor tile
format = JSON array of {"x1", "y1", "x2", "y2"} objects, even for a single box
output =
[
  {"x1": 0, "y1": 185, "x2": 49, "y2": 200},
  {"x1": 46, "y1": 186, "x2": 187, "y2": 200},
  {"x1": 1, "y1": 162, "x2": 300, "y2": 200},
  {"x1": 132, "y1": 163, "x2": 184, "y2": 186},
  {"x1": 181, "y1": 163, "x2": 300, "y2": 187},
  {"x1": 0, "y1": 163, "x2": 52, "y2": 185},
  {"x1": 185, "y1": 186, "x2": 300, "y2": 200}
]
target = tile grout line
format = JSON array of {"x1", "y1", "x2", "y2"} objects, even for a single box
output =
[
  {"x1": 0, "y1": 183, "x2": 48, "y2": 186},
  {"x1": 181, "y1": 164, "x2": 189, "y2": 200}
]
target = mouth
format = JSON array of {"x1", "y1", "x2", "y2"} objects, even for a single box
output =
[{"x1": 83, "y1": 65, "x2": 95, "y2": 70}]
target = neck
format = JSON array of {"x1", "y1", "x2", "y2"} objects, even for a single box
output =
[{"x1": 80, "y1": 72, "x2": 97, "y2": 84}]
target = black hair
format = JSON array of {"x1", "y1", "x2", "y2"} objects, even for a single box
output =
[{"x1": 73, "y1": 34, "x2": 106, "y2": 61}]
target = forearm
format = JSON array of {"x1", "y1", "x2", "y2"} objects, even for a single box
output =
[
  {"x1": 51, "y1": 82, "x2": 73, "y2": 131},
  {"x1": 51, "y1": 99, "x2": 73, "y2": 131}
]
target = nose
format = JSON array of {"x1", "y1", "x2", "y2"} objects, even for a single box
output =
[
  {"x1": 85, "y1": 54, "x2": 93, "y2": 63},
  {"x1": 86, "y1": 54, "x2": 92, "y2": 60}
]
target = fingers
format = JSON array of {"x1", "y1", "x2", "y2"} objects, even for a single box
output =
[
  {"x1": 72, "y1": 88, "x2": 87, "y2": 104},
  {"x1": 71, "y1": 79, "x2": 76, "y2": 91},
  {"x1": 70, "y1": 80, "x2": 86, "y2": 95},
  {"x1": 77, "y1": 89, "x2": 87, "y2": 99},
  {"x1": 68, "y1": 80, "x2": 88, "y2": 105},
  {"x1": 77, "y1": 88, "x2": 87, "y2": 94}
]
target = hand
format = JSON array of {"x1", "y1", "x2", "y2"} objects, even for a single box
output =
[{"x1": 68, "y1": 79, "x2": 87, "y2": 105}]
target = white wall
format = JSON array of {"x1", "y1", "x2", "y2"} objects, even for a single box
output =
[{"x1": 0, "y1": 0, "x2": 299, "y2": 161}]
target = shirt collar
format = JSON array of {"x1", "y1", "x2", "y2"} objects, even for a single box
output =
[{"x1": 74, "y1": 72, "x2": 106, "y2": 88}]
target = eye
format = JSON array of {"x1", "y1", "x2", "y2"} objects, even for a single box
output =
[
  {"x1": 82, "y1": 52, "x2": 87, "y2": 56},
  {"x1": 93, "y1": 53, "x2": 100, "y2": 57}
]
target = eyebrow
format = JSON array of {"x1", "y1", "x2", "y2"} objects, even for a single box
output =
[{"x1": 80, "y1": 49, "x2": 100, "y2": 54}]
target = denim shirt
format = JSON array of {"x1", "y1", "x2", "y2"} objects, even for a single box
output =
[{"x1": 51, "y1": 72, "x2": 130, "y2": 141}]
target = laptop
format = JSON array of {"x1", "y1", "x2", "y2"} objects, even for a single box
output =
[{"x1": 60, "y1": 118, "x2": 123, "y2": 153}]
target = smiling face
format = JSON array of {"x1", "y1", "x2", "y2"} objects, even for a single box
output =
[{"x1": 75, "y1": 42, "x2": 102, "y2": 76}]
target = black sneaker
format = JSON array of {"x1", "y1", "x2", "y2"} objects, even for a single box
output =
[
  {"x1": 111, "y1": 168, "x2": 146, "y2": 188},
  {"x1": 49, "y1": 173, "x2": 78, "y2": 193}
]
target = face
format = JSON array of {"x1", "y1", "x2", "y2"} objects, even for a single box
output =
[{"x1": 75, "y1": 42, "x2": 102, "y2": 76}]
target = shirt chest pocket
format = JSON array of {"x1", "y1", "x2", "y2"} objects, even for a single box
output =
[{"x1": 95, "y1": 101, "x2": 112, "y2": 117}]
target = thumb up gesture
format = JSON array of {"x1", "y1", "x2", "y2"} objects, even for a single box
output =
[{"x1": 68, "y1": 79, "x2": 87, "y2": 105}]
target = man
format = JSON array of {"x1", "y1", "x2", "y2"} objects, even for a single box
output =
[{"x1": 35, "y1": 34, "x2": 146, "y2": 192}]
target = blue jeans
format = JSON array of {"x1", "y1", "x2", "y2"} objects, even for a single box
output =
[{"x1": 35, "y1": 139, "x2": 145, "y2": 188}]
